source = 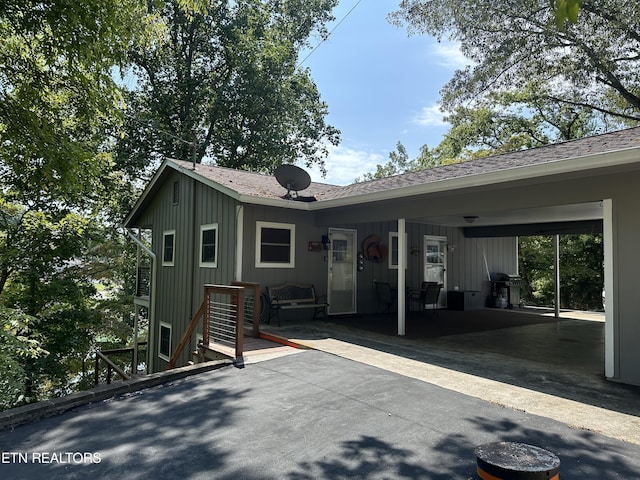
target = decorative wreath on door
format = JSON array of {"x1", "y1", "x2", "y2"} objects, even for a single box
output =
[{"x1": 362, "y1": 234, "x2": 388, "y2": 263}]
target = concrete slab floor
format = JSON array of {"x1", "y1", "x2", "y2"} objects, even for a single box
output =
[{"x1": 262, "y1": 309, "x2": 640, "y2": 445}]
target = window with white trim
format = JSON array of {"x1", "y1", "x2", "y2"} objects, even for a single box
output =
[
  {"x1": 255, "y1": 221, "x2": 295, "y2": 268},
  {"x1": 200, "y1": 224, "x2": 218, "y2": 267},
  {"x1": 159, "y1": 322, "x2": 172, "y2": 361},
  {"x1": 163, "y1": 230, "x2": 175, "y2": 266},
  {"x1": 389, "y1": 232, "x2": 407, "y2": 269}
]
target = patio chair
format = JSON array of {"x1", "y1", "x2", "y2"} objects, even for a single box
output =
[
  {"x1": 408, "y1": 282, "x2": 435, "y2": 311},
  {"x1": 374, "y1": 281, "x2": 395, "y2": 314},
  {"x1": 408, "y1": 282, "x2": 442, "y2": 316}
]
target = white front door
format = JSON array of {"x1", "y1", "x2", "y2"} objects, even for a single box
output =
[
  {"x1": 424, "y1": 235, "x2": 447, "y2": 307},
  {"x1": 328, "y1": 228, "x2": 357, "y2": 315}
]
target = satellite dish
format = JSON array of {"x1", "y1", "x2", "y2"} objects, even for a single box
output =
[{"x1": 275, "y1": 164, "x2": 311, "y2": 199}]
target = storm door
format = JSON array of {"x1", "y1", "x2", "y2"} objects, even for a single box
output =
[
  {"x1": 423, "y1": 235, "x2": 447, "y2": 307},
  {"x1": 328, "y1": 228, "x2": 357, "y2": 315}
]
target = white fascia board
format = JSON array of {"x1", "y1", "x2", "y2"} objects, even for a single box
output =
[
  {"x1": 312, "y1": 146, "x2": 640, "y2": 210},
  {"x1": 150, "y1": 147, "x2": 640, "y2": 215},
  {"x1": 168, "y1": 160, "x2": 315, "y2": 211},
  {"x1": 124, "y1": 159, "x2": 173, "y2": 227},
  {"x1": 168, "y1": 159, "x2": 241, "y2": 200},
  {"x1": 236, "y1": 194, "x2": 315, "y2": 210}
]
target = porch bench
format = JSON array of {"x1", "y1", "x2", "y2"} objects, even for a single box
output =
[{"x1": 266, "y1": 283, "x2": 329, "y2": 325}]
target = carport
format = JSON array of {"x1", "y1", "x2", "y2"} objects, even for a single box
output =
[
  {"x1": 315, "y1": 128, "x2": 640, "y2": 386},
  {"x1": 326, "y1": 307, "x2": 606, "y2": 378}
]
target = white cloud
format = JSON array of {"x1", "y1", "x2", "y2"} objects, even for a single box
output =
[
  {"x1": 307, "y1": 144, "x2": 386, "y2": 186},
  {"x1": 431, "y1": 41, "x2": 473, "y2": 69},
  {"x1": 413, "y1": 104, "x2": 447, "y2": 127}
]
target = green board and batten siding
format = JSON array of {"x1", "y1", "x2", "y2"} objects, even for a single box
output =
[
  {"x1": 241, "y1": 205, "x2": 329, "y2": 293},
  {"x1": 326, "y1": 221, "x2": 515, "y2": 314},
  {"x1": 136, "y1": 168, "x2": 516, "y2": 370},
  {"x1": 136, "y1": 170, "x2": 239, "y2": 372}
]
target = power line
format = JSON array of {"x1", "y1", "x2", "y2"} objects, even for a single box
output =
[{"x1": 297, "y1": 0, "x2": 364, "y2": 67}]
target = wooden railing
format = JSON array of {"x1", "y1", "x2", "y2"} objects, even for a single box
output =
[
  {"x1": 94, "y1": 342, "x2": 148, "y2": 385},
  {"x1": 167, "y1": 283, "x2": 258, "y2": 370}
]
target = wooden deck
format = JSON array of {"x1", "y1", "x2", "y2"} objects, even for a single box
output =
[{"x1": 200, "y1": 334, "x2": 303, "y2": 364}]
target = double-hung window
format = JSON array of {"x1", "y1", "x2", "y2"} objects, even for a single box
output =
[
  {"x1": 255, "y1": 221, "x2": 295, "y2": 268},
  {"x1": 200, "y1": 224, "x2": 218, "y2": 268},
  {"x1": 163, "y1": 230, "x2": 175, "y2": 266}
]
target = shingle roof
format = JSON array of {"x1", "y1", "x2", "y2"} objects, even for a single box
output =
[
  {"x1": 171, "y1": 126, "x2": 640, "y2": 203},
  {"x1": 170, "y1": 160, "x2": 342, "y2": 201},
  {"x1": 328, "y1": 126, "x2": 640, "y2": 200}
]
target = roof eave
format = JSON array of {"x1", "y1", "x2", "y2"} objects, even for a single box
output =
[{"x1": 313, "y1": 146, "x2": 640, "y2": 210}]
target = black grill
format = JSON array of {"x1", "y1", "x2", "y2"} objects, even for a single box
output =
[{"x1": 491, "y1": 273, "x2": 527, "y2": 308}]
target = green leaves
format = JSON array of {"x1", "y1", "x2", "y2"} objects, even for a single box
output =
[
  {"x1": 0, "y1": 307, "x2": 46, "y2": 409},
  {"x1": 554, "y1": 0, "x2": 581, "y2": 29},
  {"x1": 117, "y1": 0, "x2": 340, "y2": 174},
  {"x1": 392, "y1": 1, "x2": 640, "y2": 124},
  {"x1": 0, "y1": 1, "x2": 157, "y2": 407},
  {"x1": 519, "y1": 234, "x2": 603, "y2": 310}
]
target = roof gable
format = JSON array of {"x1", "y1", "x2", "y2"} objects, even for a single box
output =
[{"x1": 169, "y1": 159, "x2": 340, "y2": 201}]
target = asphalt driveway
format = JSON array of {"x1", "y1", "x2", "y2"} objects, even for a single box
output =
[{"x1": 1, "y1": 349, "x2": 639, "y2": 479}]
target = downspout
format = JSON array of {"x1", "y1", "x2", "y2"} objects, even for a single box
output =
[
  {"x1": 190, "y1": 178, "x2": 197, "y2": 334},
  {"x1": 125, "y1": 228, "x2": 157, "y2": 373}
]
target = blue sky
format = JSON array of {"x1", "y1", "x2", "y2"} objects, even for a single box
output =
[{"x1": 302, "y1": 1, "x2": 470, "y2": 185}]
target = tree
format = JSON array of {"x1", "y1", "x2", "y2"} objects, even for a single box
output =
[
  {"x1": 116, "y1": 0, "x2": 340, "y2": 175},
  {"x1": 390, "y1": 1, "x2": 640, "y2": 125},
  {"x1": 0, "y1": 1, "x2": 154, "y2": 199},
  {"x1": 519, "y1": 234, "x2": 603, "y2": 310},
  {"x1": 430, "y1": 85, "x2": 624, "y2": 161},
  {"x1": 355, "y1": 142, "x2": 414, "y2": 182},
  {"x1": 0, "y1": 307, "x2": 46, "y2": 409},
  {"x1": 0, "y1": 1, "x2": 157, "y2": 408}
]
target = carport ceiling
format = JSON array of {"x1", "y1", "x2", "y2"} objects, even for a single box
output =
[{"x1": 414, "y1": 201, "x2": 603, "y2": 228}]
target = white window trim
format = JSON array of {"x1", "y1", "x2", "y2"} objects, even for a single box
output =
[
  {"x1": 162, "y1": 230, "x2": 176, "y2": 267},
  {"x1": 199, "y1": 223, "x2": 219, "y2": 268},
  {"x1": 388, "y1": 232, "x2": 407, "y2": 270},
  {"x1": 255, "y1": 221, "x2": 295, "y2": 268},
  {"x1": 159, "y1": 322, "x2": 172, "y2": 362}
]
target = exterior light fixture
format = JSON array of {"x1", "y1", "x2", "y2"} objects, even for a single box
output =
[{"x1": 463, "y1": 215, "x2": 479, "y2": 224}]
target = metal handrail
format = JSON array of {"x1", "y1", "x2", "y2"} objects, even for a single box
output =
[
  {"x1": 203, "y1": 284, "x2": 245, "y2": 360},
  {"x1": 136, "y1": 266, "x2": 151, "y2": 297},
  {"x1": 231, "y1": 281, "x2": 261, "y2": 338},
  {"x1": 166, "y1": 284, "x2": 253, "y2": 370}
]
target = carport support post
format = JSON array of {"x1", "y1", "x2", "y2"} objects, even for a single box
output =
[
  {"x1": 397, "y1": 218, "x2": 406, "y2": 336},
  {"x1": 554, "y1": 234, "x2": 560, "y2": 318}
]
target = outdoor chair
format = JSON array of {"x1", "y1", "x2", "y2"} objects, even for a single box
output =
[
  {"x1": 408, "y1": 282, "x2": 442, "y2": 316},
  {"x1": 407, "y1": 282, "x2": 436, "y2": 311},
  {"x1": 374, "y1": 281, "x2": 396, "y2": 314}
]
